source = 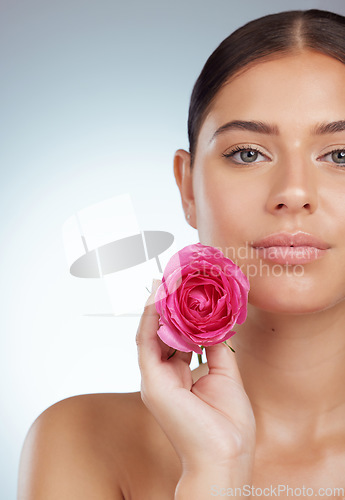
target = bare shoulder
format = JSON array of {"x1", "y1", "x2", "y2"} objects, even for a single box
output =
[
  {"x1": 17, "y1": 393, "x2": 128, "y2": 499},
  {"x1": 17, "y1": 364, "x2": 209, "y2": 500},
  {"x1": 18, "y1": 365, "x2": 208, "y2": 500},
  {"x1": 18, "y1": 391, "x2": 167, "y2": 499}
]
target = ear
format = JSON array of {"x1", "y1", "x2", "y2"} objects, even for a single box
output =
[{"x1": 173, "y1": 149, "x2": 196, "y2": 229}]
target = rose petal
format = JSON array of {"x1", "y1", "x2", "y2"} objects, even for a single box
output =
[
  {"x1": 154, "y1": 242, "x2": 250, "y2": 352},
  {"x1": 200, "y1": 329, "x2": 237, "y2": 346},
  {"x1": 157, "y1": 323, "x2": 202, "y2": 354}
]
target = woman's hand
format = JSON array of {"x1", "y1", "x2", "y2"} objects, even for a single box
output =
[{"x1": 136, "y1": 279, "x2": 256, "y2": 494}]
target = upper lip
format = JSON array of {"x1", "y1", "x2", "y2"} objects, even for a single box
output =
[{"x1": 251, "y1": 231, "x2": 331, "y2": 250}]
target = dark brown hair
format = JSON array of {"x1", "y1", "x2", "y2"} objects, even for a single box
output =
[{"x1": 188, "y1": 9, "x2": 345, "y2": 167}]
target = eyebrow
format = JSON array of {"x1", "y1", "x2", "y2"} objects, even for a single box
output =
[
  {"x1": 211, "y1": 119, "x2": 345, "y2": 140},
  {"x1": 312, "y1": 120, "x2": 345, "y2": 135}
]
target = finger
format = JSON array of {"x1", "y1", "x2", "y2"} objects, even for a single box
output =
[
  {"x1": 205, "y1": 339, "x2": 244, "y2": 386},
  {"x1": 167, "y1": 349, "x2": 193, "y2": 366}
]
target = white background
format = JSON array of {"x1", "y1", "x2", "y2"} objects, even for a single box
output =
[{"x1": 1, "y1": 0, "x2": 344, "y2": 497}]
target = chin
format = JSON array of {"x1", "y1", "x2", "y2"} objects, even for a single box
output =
[
  {"x1": 248, "y1": 285, "x2": 337, "y2": 315},
  {"x1": 250, "y1": 300, "x2": 328, "y2": 315}
]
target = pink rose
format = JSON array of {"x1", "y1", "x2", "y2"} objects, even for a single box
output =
[{"x1": 154, "y1": 242, "x2": 250, "y2": 355}]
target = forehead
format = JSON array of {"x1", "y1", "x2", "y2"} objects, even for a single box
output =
[{"x1": 199, "y1": 51, "x2": 345, "y2": 140}]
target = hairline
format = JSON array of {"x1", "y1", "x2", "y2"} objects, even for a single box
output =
[{"x1": 190, "y1": 47, "x2": 345, "y2": 168}]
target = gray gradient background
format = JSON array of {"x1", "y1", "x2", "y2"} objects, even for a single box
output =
[{"x1": 2, "y1": 0, "x2": 345, "y2": 498}]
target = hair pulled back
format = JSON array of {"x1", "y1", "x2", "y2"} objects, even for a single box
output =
[{"x1": 188, "y1": 9, "x2": 345, "y2": 167}]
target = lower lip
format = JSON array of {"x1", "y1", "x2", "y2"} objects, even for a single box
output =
[{"x1": 253, "y1": 246, "x2": 328, "y2": 265}]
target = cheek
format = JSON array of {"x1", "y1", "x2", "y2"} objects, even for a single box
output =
[{"x1": 194, "y1": 164, "x2": 262, "y2": 245}]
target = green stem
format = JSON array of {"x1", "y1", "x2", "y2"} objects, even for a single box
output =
[
  {"x1": 167, "y1": 349, "x2": 177, "y2": 360},
  {"x1": 224, "y1": 340, "x2": 235, "y2": 353},
  {"x1": 197, "y1": 353, "x2": 203, "y2": 365}
]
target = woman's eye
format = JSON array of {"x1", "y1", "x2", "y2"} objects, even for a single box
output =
[
  {"x1": 321, "y1": 149, "x2": 345, "y2": 165},
  {"x1": 222, "y1": 147, "x2": 267, "y2": 164}
]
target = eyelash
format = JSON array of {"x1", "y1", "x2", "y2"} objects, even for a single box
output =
[
  {"x1": 222, "y1": 145, "x2": 345, "y2": 166},
  {"x1": 222, "y1": 145, "x2": 268, "y2": 164}
]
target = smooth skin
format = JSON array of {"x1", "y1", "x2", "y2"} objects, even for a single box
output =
[{"x1": 18, "y1": 50, "x2": 345, "y2": 499}]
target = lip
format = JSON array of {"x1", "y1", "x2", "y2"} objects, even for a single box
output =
[
  {"x1": 251, "y1": 231, "x2": 331, "y2": 265},
  {"x1": 252, "y1": 231, "x2": 330, "y2": 250}
]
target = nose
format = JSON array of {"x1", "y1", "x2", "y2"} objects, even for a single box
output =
[{"x1": 265, "y1": 154, "x2": 318, "y2": 216}]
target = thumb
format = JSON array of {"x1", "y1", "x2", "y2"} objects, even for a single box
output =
[
  {"x1": 136, "y1": 279, "x2": 162, "y2": 373},
  {"x1": 205, "y1": 339, "x2": 244, "y2": 386}
]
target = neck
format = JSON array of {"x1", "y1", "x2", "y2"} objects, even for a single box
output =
[{"x1": 231, "y1": 300, "x2": 345, "y2": 446}]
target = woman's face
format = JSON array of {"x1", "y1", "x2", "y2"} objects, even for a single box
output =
[{"x1": 174, "y1": 50, "x2": 345, "y2": 313}]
